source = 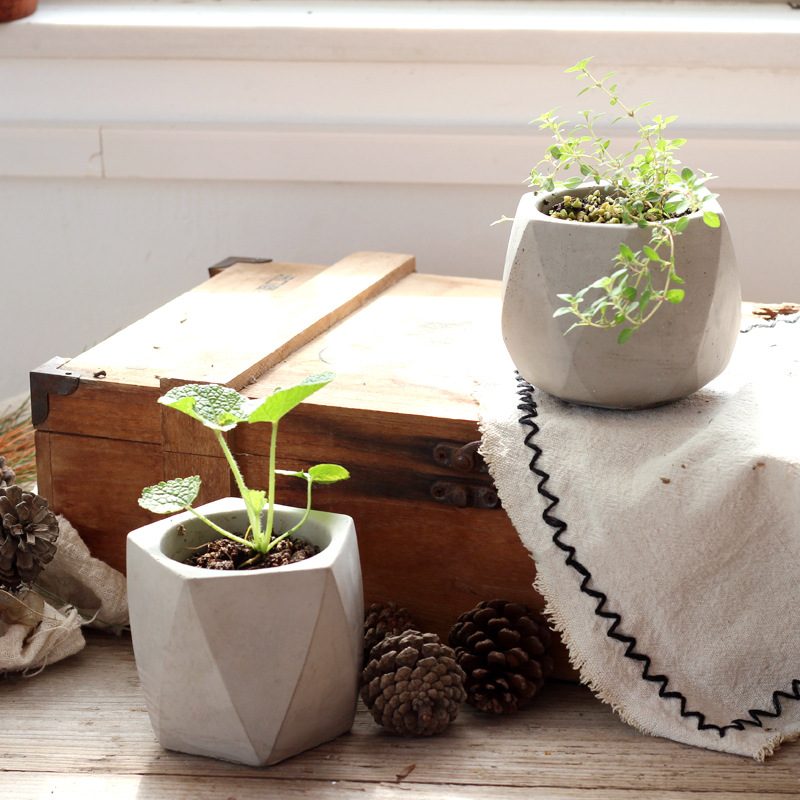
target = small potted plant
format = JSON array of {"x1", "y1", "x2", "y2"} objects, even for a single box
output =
[
  {"x1": 500, "y1": 58, "x2": 741, "y2": 409},
  {"x1": 126, "y1": 373, "x2": 363, "y2": 767}
]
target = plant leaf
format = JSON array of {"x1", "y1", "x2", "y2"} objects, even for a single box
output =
[
  {"x1": 241, "y1": 488, "x2": 266, "y2": 518},
  {"x1": 617, "y1": 328, "x2": 633, "y2": 344},
  {"x1": 703, "y1": 210, "x2": 720, "y2": 228},
  {"x1": 566, "y1": 57, "x2": 593, "y2": 73},
  {"x1": 665, "y1": 289, "x2": 685, "y2": 304},
  {"x1": 553, "y1": 306, "x2": 576, "y2": 317},
  {"x1": 139, "y1": 476, "x2": 201, "y2": 514},
  {"x1": 673, "y1": 216, "x2": 690, "y2": 233},
  {"x1": 308, "y1": 464, "x2": 350, "y2": 484},
  {"x1": 619, "y1": 243, "x2": 635, "y2": 261},
  {"x1": 247, "y1": 372, "x2": 335, "y2": 424},
  {"x1": 159, "y1": 384, "x2": 253, "y2": 431}
]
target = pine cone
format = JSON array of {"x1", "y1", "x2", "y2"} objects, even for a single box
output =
[
  {"x1": 449, "y1": 599, "x2": 553, "y2": 714},
  {"x1": 361, "y1": 630, "x2": 467, "y2": 736},
  {"x1": 0, "y1": 456, "x2": 15, "y2": 488},
  {"x1": 363, "y1": 601, "x2": 418, "y2": 665},
  {"x1": 0, "y1": 485, "x2": 59, "y2": 591}
]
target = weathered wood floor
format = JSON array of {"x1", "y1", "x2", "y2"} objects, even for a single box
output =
[{"x1": 2, "y1": 631, "x2": 798, "y2": 799}]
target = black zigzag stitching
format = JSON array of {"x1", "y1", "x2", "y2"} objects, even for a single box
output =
[{"x1": 515, "y1": 374, "x2": 800, "y2": 737}]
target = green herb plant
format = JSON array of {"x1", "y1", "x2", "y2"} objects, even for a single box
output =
[
  {"x1": 524, "y1": 57, "x2": 720, "y2": 344},
  {"x1": 138, "y1": 373, "x2": 348, "y2": 556}
]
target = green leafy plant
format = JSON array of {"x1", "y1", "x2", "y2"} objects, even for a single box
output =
[
  {"x1": 138, "y1": 373, "x2": 349, "y2": 554},
  {"x1": 524, "y1": 57, "x2": 720, "y2": 343}
]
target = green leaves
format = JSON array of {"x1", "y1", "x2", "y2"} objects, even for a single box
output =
[
  {"x1": 159, "y1": 373, "x2": 334, "y2": 430},
  {"x1": 247, "y1": 372, "x2": 334, "y2": 424},
  {"x1": 240, "y1": 488, "x2": 267, "y2": 518},
  {"x1": 139, "y1": 476, "x2": 201, "y2": 514},
  {"x1": 308, "y1": 464, "x2": 350, "y2": 484},
  {"x1": 277, "y1": 464, "x2": 350, "y2": 485},
  {"x1": 523, "y1": 58, "x2": 721, "y2": 342},
  {"x1": 617, "y1": 328, "x2": 633, "y2": 344},
  {"x1": 139, "y1": 373, "x2": 348, "y2": 557},
  {"x1": 159, "y1": 384, "x2": 259, "y2": 432},
  {"x1": 643, "y1": 245, "x2": 662, "y2": 262},
  {"x1": 565, "y1": 57, "x2": 594, "y2": 73}
]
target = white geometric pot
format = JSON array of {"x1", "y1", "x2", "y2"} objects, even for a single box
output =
[
  {"x1": 127, "y1": 498, "x2": 363, "y2": 766},
  {"x1": 501, "y1": 186, "x2": 742, "y2": 409}
]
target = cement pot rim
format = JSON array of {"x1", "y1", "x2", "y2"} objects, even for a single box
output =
[
  {"x1": 528, "y1": 182, "x2": 709, "y2": 230},
  {"x1": 127, "y1": 497, "x2": 354, "y2": 580}
]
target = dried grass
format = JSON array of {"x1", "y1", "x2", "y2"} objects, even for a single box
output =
[{"x1": 0, "y1": 400, "x2": 36, "y2": 487}]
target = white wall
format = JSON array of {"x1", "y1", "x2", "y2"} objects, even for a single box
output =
[{"x1": 2, "y1": 0, "x2": 800, "y2": 400}]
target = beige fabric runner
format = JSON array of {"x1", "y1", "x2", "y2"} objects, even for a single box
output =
[{"x1": 477, "y1": 314, "x2": 800, "y2": 760}]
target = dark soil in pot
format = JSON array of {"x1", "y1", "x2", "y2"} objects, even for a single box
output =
[{"x1": 186, "y1": 537, "x2": 319, "y2": 571}]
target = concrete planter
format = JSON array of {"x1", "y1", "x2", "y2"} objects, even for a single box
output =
[
  {"x1": 501, "y1": 186, "x2": 741, "y2": 409},
  {"x1": 127, "y1": 498, "x2": 363, "y2": 766}
]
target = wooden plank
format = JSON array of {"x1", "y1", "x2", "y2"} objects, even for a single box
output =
[
  {"x1": 62, "y1": 260, "x2": 326, "y2": 388},
  {"x1": 35, "y1": 379, "x2": 162, "y2": 442},
  {"x1": 2, "y1": 633, "x2": 799, "y2": 797},
  {"x1": 248, "y1": 270, "x2": 504, "y2": 422},
  {"x1": 236, "y1": 401, "x2": 486, "y2": 476},
  {"x1": 46, "y1": 433, "x2": 162, "y2": 573},
  {"x1": 162, "y1": 451, "x2": 232, "y2": 506},
  {"x1": 33, "y1": 430, "x2": 54, "y2": 506},
  {"x1": 161, "y1": 251, "x2": 416, "y2": 391},
  {"x1": 9, "y1": 774, "x2": 800, "y2": 800}
]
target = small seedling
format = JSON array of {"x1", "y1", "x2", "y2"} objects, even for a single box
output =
[{"x1": 138, "y1": 373, "x2": 349, "y2": 553}]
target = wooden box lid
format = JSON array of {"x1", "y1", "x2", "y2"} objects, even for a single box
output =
[{"x1": 33, "y1": 251, "x2": 505, "y2": 429}]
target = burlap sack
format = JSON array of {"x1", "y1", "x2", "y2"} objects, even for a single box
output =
[{"x1": 0, "y1": 516, "x2": 128, "y2": 674}]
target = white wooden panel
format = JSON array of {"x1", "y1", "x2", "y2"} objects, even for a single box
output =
[
  {"x1": 1, "y1": 122, "x2": 798, "y2": 192},
  {"x1": 0, "y1": 125, "x2": 102, "y2": 178},
  {"x1": 99, "y1": 125, "x2": 800, "y2": 193},
  {"x1": 100, "y1": 125, "x2": 536, "y2": 185},
  {"x1": 1, "y1": 0, "x2": 798, "y2": 68}
]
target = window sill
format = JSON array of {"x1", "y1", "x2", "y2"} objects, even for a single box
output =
[{"x1": 1, "y1": 0, "x2": 799, "y2": 68}]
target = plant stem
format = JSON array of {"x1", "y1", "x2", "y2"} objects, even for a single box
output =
[
  {"x1": 185, "y1": 507, "x2": 253, "y2": 547},
  {"x1": 264, "y1": 420, "x2": 278, "y2": 550},
  {"x1": 213, "y1": 429, "x2": 262, "y2": 545},
  {"x1": 272, "y1": 473, "x2": 313, "y2": 546}
]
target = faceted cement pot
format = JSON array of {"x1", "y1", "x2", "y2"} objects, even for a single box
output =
[
  {"x1": 501, "y1": 186, "x2": 741, "y2": 409},
  {"x1": 127, "y1": 498, "x2": 363, "y2": 766}
]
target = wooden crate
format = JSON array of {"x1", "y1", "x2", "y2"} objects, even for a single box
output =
[{"x1": 32, "y1": 251, "x2": 575, "y2": 678}]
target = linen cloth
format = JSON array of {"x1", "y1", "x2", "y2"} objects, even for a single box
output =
[
  {"x1": 477, "y1": 314, "x2": 800, "y2": 760},
  {"x1": 0, "y1": 516, "x2": 128, "y2": 674}
]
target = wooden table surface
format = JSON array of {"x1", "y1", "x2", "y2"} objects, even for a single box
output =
[{"x1": 2, "y1": 631, "x2": 798, "y2": 800}]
